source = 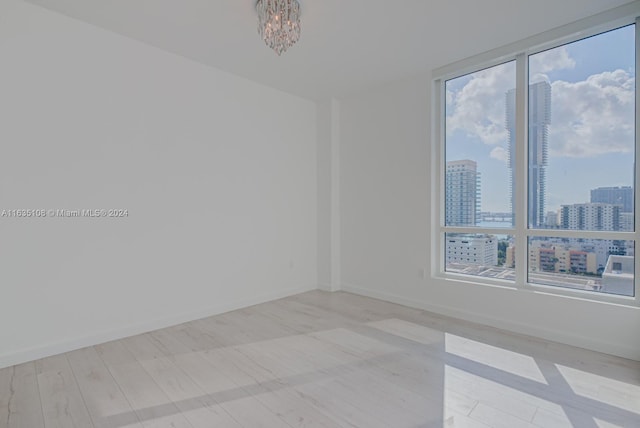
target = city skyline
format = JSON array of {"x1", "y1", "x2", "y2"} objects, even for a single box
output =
[
  {"x1": 445, "y1": 25, "x2": 635, "y2": 214},
  {"x1": 445, "y1": 180, "x2": 634, "y2": 234},
  {"x1": 444, "y1": 25, "x2": 635, "y2": 296}
]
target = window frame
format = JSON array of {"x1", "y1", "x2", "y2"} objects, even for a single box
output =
[{"x1": 432, "y1": 10, "x2": 640, "y2": 307}]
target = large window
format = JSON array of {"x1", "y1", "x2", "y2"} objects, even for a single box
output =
[{"x1": 439, "y1": 20, "x2": 638, "y2": 301}]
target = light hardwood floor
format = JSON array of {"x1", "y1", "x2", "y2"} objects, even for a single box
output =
[{"x1": 1, "y1": 291, "x2": 639, "y2": 428}]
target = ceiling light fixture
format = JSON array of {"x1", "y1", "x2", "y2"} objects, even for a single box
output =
[{"x1": 256, "y1": 0, "x2": 301, "y2": 56}]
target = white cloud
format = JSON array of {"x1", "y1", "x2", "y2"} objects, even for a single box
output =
[
  {"x1": 548, "y1": 69, "x2": 634, "y2": 158},
  {"x1": 529, "y1": 46, "x2": 575, "y2": 74},
  {"x1": 446, "y1": 61, "x2": 515, "y2": 145},
  {"x1": 489, "y1": 146, "x2": 508, "y2": 163},
  {"x1": 446, "y1": 88, "x2": 454, "y2": 106},
  {"x1": 530, "y1": 73, "x2": 550, "y2": 84},
  {"x1": 447, "y1": 57, "x2": 634, "y2": 160},
  {"x1": 447, "y1": 48, "x2": 574, "y2": 147}
]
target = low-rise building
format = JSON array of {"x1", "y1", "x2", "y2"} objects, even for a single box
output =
[
  {"x1": 528, "y1": 241, "x2": 597, "y2": 274},
  {"x1": 601, "y1": 255, "x2": 634, "y2": 296},
  {"x1": 446, "y1": 235, "x2": 498, "y2": 267}
]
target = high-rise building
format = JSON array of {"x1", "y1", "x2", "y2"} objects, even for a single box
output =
[
  {"x1": 506, "y1": 81, "x2": 551, "y2": 228},
  {"x1": 619, "y1": 212, "x2": 634, "y2": 232},
  {"x1": 590, "y1": 186, "x2": 633, "y2": 213},
  {"x1": 545, "y1": 211, "x2": 559, "y2": 228},
  {"x1": 560, "y1": 202, "x2": 620, "y2": 231},
  {"x1": 445, "y1": 160, "x2": 480, "y2": 226}
]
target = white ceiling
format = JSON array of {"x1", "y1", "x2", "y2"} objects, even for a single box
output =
[{"x1": 24, "y1": 0, "x2": 637, "y2": 100}]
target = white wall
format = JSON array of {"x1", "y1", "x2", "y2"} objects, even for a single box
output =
[
  {"x1": 0, "y1": 0, "x2": 317, "y2": 368},
  {"x1": 317, "y1": 101, "x2": 332, "y2": 288},
  {"x1": 339, "y1": 75, "x2": 640, "y2": 361}
]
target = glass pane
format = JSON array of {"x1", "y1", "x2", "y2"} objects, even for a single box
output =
[
  {"x1": 528, "y1": 236, "x2": 635, "y2": 297},
  {"x1": 445, "y1": 233, "x2": 515, "y2": 280},
  {"x1": 445, "y1": 61, "x2": 516, "y2": 228},
  {"x1": 528, "y1": 25, "x2": 635, "y2": 231}
]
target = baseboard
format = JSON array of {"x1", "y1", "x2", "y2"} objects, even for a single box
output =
[
  {"x1": 0, "y1": 284, "x2": 316, "y2": 369},
  {"x1": 317, "y1": 282, "x2": 341, "y2": 292},
  {"x1": 341, "y1": 282, "x2": 640, "y2": 362}
]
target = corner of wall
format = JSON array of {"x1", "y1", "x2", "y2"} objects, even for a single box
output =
[{"x1": 317, "y1": 98, "x2": 342, "y2": 292}]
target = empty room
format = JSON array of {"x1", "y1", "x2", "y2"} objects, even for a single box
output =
[{"x1": 1, "y1": 0, "x2": 639, "y2": 427}]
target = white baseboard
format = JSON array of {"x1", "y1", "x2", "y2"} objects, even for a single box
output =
[
  {"x1": 0, "y1": 284, "x2": 316, "y2": 369},
  {"x1": 317, "y1": 282, "x2": 341, "y2": 292},
  {"x1": 341, "y1": 283, "x2": 640, "y2": 362}
]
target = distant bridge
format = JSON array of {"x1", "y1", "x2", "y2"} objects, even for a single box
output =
[{"x1": 479, "y1": 212, "x2": 514, "y2": 222}]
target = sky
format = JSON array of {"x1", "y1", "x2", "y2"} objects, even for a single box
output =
[{"x1": 445, "y1": 24, "x2": 635, "y2": 215}]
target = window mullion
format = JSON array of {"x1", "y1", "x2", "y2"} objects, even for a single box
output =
[
  {"x1": 434, "y1": 78, "x2": 445, "y2": 277},
  {"x1": 515, "y1": 53, "x2": 528, "y2": 288},
  {"x1": 635, "y1": 17, "x2": 640, "y2": 304}
]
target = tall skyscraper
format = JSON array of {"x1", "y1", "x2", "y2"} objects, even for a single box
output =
[
  {"x1": 560, "y1": 202, "x2": 621, "y2": 231},
  {"x1": 445, "y1": 160, "x2": 480, "y2": 226},
  {"x1": 506, "y1": 81, "x2": 551, "y2": 227},
  {"x1": 590, "y1": 186, "x2": 633, "y2": 213}
]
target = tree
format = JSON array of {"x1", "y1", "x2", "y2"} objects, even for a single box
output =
[{"x1": 497, "y1": 240, "x2": 508, "y2": 266}]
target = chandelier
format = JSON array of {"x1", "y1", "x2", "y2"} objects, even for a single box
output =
[{"x1": 256, "y1": 0, "x2": 301, "y2": 56}]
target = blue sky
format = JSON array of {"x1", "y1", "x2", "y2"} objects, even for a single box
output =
[{"x1": 445, "y1": 24, "x2": 635, "y2": 215}]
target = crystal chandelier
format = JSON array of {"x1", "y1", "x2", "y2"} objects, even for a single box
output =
[{"x1": 256, "y1": 0, "x2": 301, "y2": 56}]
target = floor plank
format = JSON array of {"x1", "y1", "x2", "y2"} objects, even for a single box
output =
[
  {"x1": 94, "y1": 341, "x2": 193, "y2": 428},
  {"x1": 66, "y1": 346, "x2": 143, "y2": 428},
  {"x1": 122, "y1": 333, "x2": 245, "y2": 428},
  {"x1": 0, "y1": 362, "x2": 45, "y2": 428},
  {"x1": 0, "y1": 290, "x2": 638, "y2": 428},
  {"x1": 35, "y1": 353, "x2": 94, "y2": 428}
]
